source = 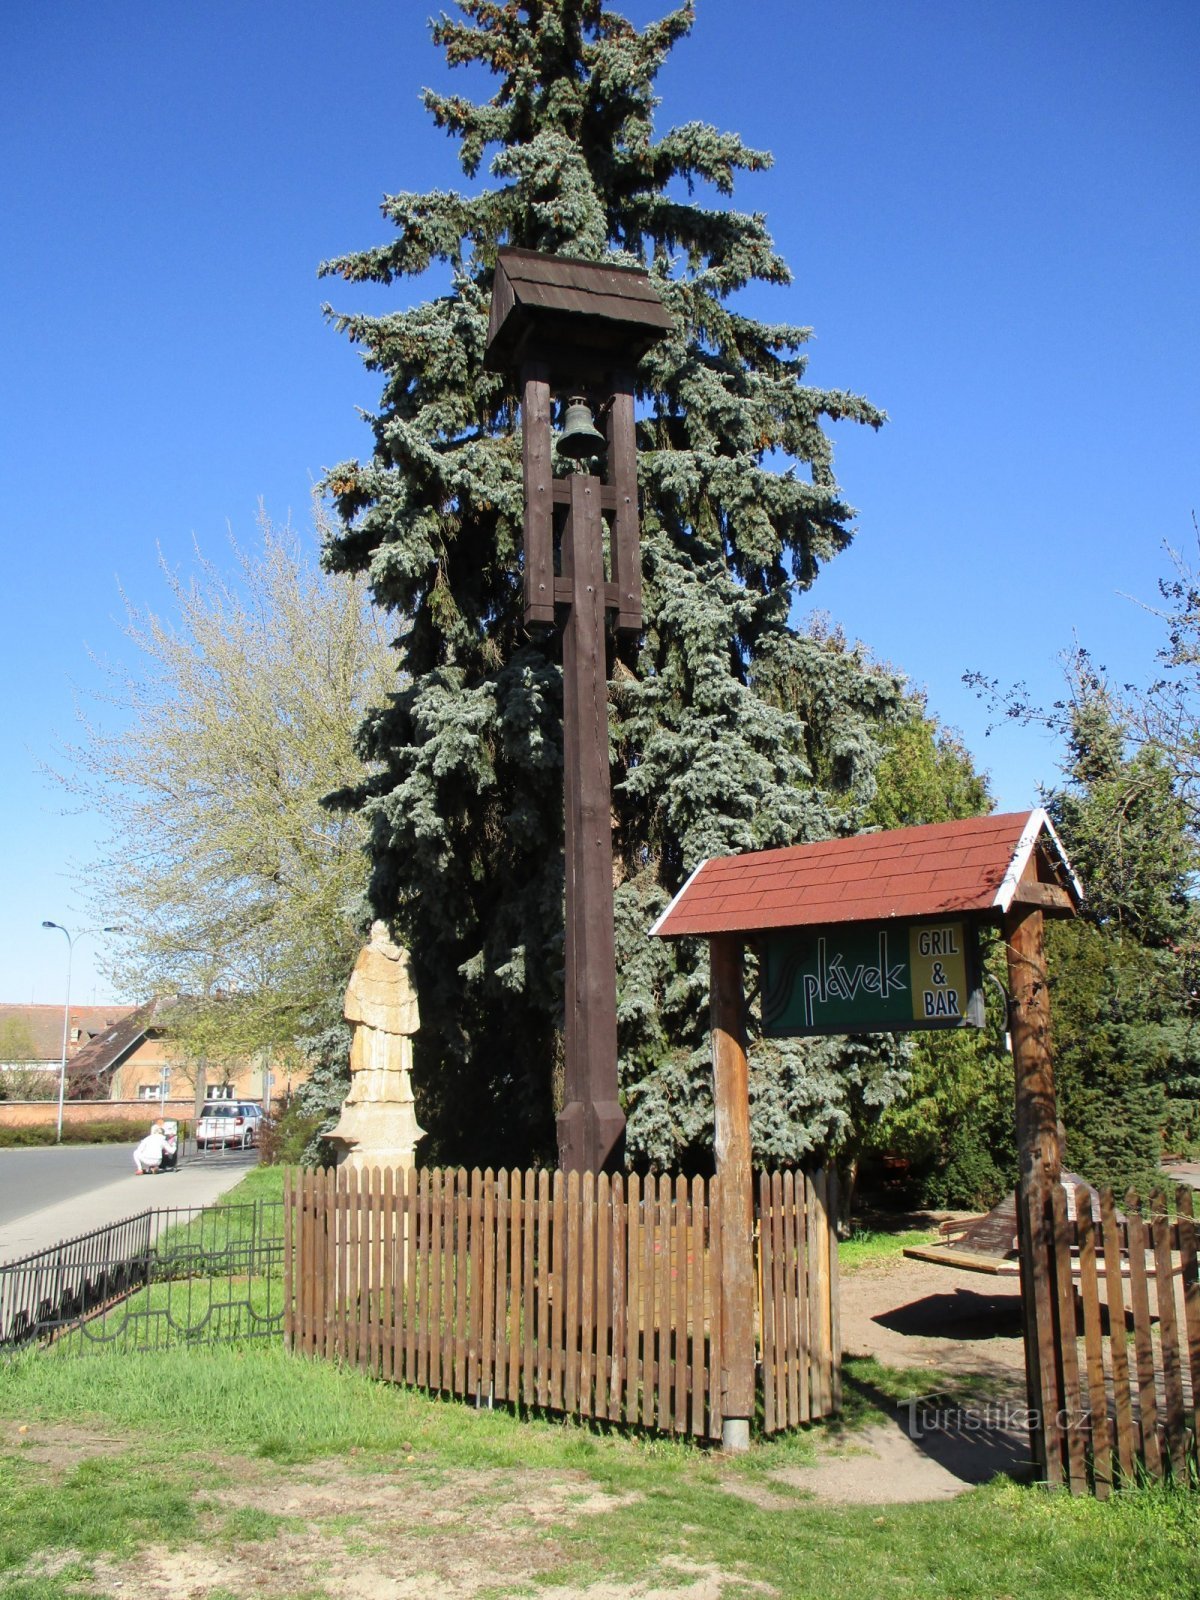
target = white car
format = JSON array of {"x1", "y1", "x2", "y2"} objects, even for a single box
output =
[{"x1": 196, "y1": 1102, "x2": 263, "y2": 1150}]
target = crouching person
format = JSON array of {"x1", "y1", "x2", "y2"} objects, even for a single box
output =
[{"x1": 133, "y1": 1125, "x2": 166, "y2": 1175}]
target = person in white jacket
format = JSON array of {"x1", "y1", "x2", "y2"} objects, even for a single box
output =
[{"x1": 133, "y1": 1127, "x2": 166, "y2": 1174}]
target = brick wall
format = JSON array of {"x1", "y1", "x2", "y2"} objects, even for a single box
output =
[{"x1": 0, "y1": 1099, "x2": 198, "y2": 1129}]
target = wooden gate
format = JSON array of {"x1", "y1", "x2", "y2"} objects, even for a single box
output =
[
  {"x1": 1019, "y1": 1177, "x2": 1200, "y2": 1494},
  {"x1": 284, "y1": 1164, "x2": 839, "y2": 1439}
]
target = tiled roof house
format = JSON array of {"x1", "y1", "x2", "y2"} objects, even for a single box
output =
[{"x1": 0, "y1": 1002, "x2": 137, "y2": 1067}]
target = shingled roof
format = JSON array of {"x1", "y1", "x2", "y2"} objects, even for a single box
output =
[
  {"x1": 650, "y1": 810, "x2": 1083, "y2": 940},
  {"x1": 66, "y1": 996, "x2": 176, "y2": 1098},
  {"x1": 0, "y1": 1003, "x2": 136, "y2": 1062}
]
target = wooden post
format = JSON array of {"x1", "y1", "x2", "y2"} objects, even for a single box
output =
[
  {"x1": 487, "y1": 253, "x2": 670, "y2": 1189},
  {"x1": 710, "y1": 933, "x2": 755, "y2": 1451},
  {"x1": 519, "y1": 361, "x2": 555, "y2": 626},
  {"x1": 556, "y1": 472, "x2": 625, "y2": 1175},
  {"x1": 1005, "y1": 901, "x2": 1062, "y2": 1479},
  {"x1": 606, "y1": 368, "x2": 642, "y2": 632}
]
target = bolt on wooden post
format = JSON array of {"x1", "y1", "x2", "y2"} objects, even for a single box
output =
[{"x1": 485, "y1": 250, "x2": 672, "y2": 1175}]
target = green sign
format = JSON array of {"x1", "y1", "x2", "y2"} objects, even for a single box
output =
[{"x1": 761, "y1": 920, "x2": 984, "y2": 1037}]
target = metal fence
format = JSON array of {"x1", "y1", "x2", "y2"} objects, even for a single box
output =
[{"x1": 0, "y1": 1199, "x2": 284, "y2": 1354}]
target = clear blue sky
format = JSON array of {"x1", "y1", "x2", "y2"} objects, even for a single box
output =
[{"x1": 2, "y1": 1, "x2": 1195, "y2": 1006}]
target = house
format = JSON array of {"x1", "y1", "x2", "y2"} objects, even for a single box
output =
[
  {"x1": 0, "y1": 1002, "x2": 137, "y2": 1085},
  {"x1": 65, "y1": 996, "x2": 305, "y2": 1108}
]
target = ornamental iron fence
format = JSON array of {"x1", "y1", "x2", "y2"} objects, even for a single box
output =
[{"x1": 0, "y1": 1199, "x2": 283, "y2": 1354}]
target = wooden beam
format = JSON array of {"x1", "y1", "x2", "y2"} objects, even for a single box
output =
[
  {"x1": 557, "y1": 473, "x2": 625, "y2": 1176},
  {"x1": 1004, "y1": 902, "x2": 1063, "y2": 1482},
  {"x1": 552, "y1": 480, "x2": 618, "y2": 510},
  {"x1": 554, "y1": 578, "x2": 621, "y2": 609},
  {"x1": 607, "y1": 369, "x2": 642, "y2": 633},
  {"x1": 520, "y1": 362, "x2": 554, "y2": 625},
  {"x1": 1009, "y1": 881, "x2": 1074, "y2": 913},
  {"x1": 710, "y1": 934, "x2": 755, "y2": 1450}
]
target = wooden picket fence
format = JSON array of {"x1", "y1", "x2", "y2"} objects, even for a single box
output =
[
  {"x1": 757, "y1": 1169, "x2": 840, "y2": 1430},
  {"x1": 1021, "y1": 1179, "x2": 1200, "y2": 1494},
  {"x1": 283, "y1": 1164, "x2": 839, "y2": 1440}
]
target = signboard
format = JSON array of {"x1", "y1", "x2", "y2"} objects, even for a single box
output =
[{"x1": 761, "y1": 920, "x2": 984, "y2": 1037}]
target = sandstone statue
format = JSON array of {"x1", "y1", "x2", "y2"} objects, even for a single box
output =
[{"x1": 327, "y1": 922, "x2": 425, "y2": 1172}]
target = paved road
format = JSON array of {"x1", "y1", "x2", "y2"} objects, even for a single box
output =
[
  {"x1": 0, "y1": 1152, "x2": 260, "y2": 1260},
  {"x1": 0, "y1": 1145, "x2": 137, "y2": 1225}
]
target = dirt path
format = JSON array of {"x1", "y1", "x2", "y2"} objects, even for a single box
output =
[
  {"x1": 839, "y1": 1252, "x2": 1027, "y2": 1389},
  {"x1": 771, "y1": 1249, "x2": 1035, "y2": 1504}
]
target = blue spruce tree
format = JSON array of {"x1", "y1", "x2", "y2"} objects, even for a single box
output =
[{"x1": 321, "y1": 0, "x2": 907, "y2": 1168}]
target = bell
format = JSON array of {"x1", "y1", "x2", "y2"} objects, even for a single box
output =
[{"x1": 556, "y1": 396, "x2": 608, "y2": 462}]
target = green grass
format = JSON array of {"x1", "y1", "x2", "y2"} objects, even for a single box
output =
[
  {"x1": 838, "y1": 1225, "x2": 940, "y2": 1273},
  {"x1": 1, "y1": 1341, "x2": 1197, "y2": 1600},
  {"x1": 209, "y1": 1163, "x2": 286, "y2": 1206},
  {"x1": 2, "y1": 1178, "x2": 1194, "y2": 1597}
]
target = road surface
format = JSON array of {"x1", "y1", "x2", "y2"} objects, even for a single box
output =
[{"x1": 0, "y1": 1144, "x2": 258, "y2": 1235}]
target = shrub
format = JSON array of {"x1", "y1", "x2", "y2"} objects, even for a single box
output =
[
  {"x1": 258, "y1": 1102, "x2": 328, "y2": 1166},
  {"x1": 0, "y1": 1119, "x2": 191, "y2": 1148}
]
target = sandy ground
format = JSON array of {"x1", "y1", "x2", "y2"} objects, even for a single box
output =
[
  {"x1": 777, "y1": 1248, "x2": 1035, "y2": 1504},
  {"x1": 840, "y1": 1252, "x2": 1027, "y2": 1388}
]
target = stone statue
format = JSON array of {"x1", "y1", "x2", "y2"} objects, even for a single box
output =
[{"x1": 327, "y1": 922, "x2": 425, "y2": 1173}]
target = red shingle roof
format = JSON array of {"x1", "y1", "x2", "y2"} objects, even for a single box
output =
[
  {"x1": 0, "y1": 1003, "x2": 137, "y2": 1062},
  {"x1": 650, "y1": 810, "x2": 1082, "y2": 939}
]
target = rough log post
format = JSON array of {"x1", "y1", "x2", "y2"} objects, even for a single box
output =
[
  {"x1": 557, "y1": 473, "x2": 625, "y2": 1175},
  {"x1": 710, "y1": 933, "x2": 755, "y2": 1451},
  {"x1": 1005, "y1": 901, "x2": 1062, "y2": 1480}
]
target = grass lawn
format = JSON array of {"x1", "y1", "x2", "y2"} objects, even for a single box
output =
[
  {"x1": 837, "y1": 1224, "x2": 942, "y2": 1274},
  {"x1": 1, "y1": 1337, "x2": 1196, "y2": 1600},
  {"x1": 3, "y1": 1173, "x2": 1192, "y2": 1597}
]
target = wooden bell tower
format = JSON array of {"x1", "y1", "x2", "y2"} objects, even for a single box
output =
[{"x1": 486, "y1": 249, "x2": 672, "y2": 1174}]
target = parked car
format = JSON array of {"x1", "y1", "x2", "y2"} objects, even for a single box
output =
[{"x1": 196, "y1": 1102, "x2": 263, "y2": 1150}]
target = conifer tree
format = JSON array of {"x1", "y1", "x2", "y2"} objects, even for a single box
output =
[{"x1": 321, "y1": 0, "x2": 905, "y2": 1168}]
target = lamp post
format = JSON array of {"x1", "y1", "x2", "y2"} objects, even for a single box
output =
[{"x1": 40, "y1": 922, "x2": 123, "y2": 1143}]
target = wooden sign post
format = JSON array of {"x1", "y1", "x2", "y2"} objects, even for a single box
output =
[
  {"x1": 486, "y1": 250, "x2": 672, "y2": 1175},
  {"x1": 710, "y1": 934, "x2": 757, "y2": 1451},
  {"x1": 1003, "y1": 875, "x2": 1071, "y2": 1480},
  {"x1": 653, "y1": 811, "x2": 1085, "y2": 1456}
]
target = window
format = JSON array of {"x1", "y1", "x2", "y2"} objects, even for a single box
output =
[{"x1": 137, "y1": 1084, "x2": 162, "y2": 1100}]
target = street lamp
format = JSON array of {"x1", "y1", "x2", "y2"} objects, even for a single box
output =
[{"x1": 40, "y1": 922, "x2": 124, "y2": 1144}]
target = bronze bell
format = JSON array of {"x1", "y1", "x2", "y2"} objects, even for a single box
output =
[{"x1": 556, "y1": 396, "x2": 608, "y2": 462}]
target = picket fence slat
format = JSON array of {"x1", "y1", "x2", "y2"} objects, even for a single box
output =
[
  {"x1": 1050, "y1": 1182, "x2": 1087, "y2": 1493},
  {"x1": 284, "y1": 1163, "x2": 840, "y2": 1442},
  {"x1": 595, "y1": 1173, "x2": 611, "y2": 1419},
  {"x1": 1074, "y1": 1187, "x2": 1111, "y2": 1498},
  {"x1": 1124, "y1": 1191, "x2": 1162, "y2": 1477},
  {"x1": 522, "y1": 1171, "x2": 536, "y2": 1409},
  {"x1": 624, "y1": 1172, "x2": 639, "y2": 1425},
  {"x1": 580, "y1": 1172, "x2": 595, "y2": 1415},
  {"x1": 1178, "y1": 1188, "x2": 1200, "y2": 1449},
  {"x1": 1151, "y1": 1192, "x2": 1187, "y2": 1479},
  {"x1": 1017, "y1": 1175, "x2": 1200, "y2": 1496}
]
